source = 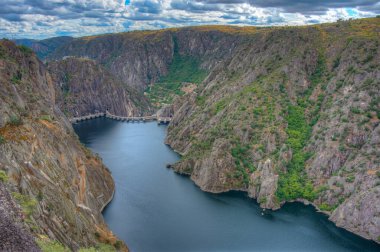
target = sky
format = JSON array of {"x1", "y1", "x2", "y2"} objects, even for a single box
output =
[{"x1": 1, "y1": 0, "x2": 380, "y2": 39}]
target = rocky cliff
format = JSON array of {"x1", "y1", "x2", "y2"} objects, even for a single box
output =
[
  {"x1": 165, "y1": 18, "x2": 380, "y2": 243},
  {"x1": 47, "y1": 57, "x2": 150, "y2": 117},
  {"x1": 47, "y1": 27, "x2": 246, "y2": 92},
  {"x1": 0, "y1": 40, "x2": 125, "y2": 251}
]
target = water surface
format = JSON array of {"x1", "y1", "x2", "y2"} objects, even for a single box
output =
[{"x1": 74, "y1": 118, "x2": 380, "y2": 252}]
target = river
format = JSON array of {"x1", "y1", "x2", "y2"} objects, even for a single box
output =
[{"x1": 74, "y1": 118, "x2": 379, "y2": 252}]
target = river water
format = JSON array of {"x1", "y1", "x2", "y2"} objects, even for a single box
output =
[{"x1": 74, "y1": 118, "x2": 379, "y2": 252}]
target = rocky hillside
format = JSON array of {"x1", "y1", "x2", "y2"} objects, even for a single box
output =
[
  {"x1": 47, "y1": 27, "x2": 246, "y2": 93},
  {"x1": 14, "y1": 36, "x2": 73, "y2": 60},
  {"x1": 165, "y1": 18, "x2": 380, "y2": 243},
  {"x1": 47, "y1": 57, "x2": 150, "y2": 117},
  {"x1": 0, "y1": 40, "x2": 125, "y2": 251}
]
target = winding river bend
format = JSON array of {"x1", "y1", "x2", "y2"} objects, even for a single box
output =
[{"x1": 74, "y1": 118, "x2": 379, "y2": 252}]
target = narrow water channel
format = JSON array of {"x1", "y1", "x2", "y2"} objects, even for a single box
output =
[{"x1": 74, "y1": 118, "x2": 380, "y2": 252}]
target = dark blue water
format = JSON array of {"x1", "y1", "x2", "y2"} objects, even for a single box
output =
[{"x1": 74, "y1": 118, "x2": 380, "y2": 252}]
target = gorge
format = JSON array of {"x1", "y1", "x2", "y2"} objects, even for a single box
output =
[{"x1": 1, "y1": 17, "x2": 380, "y2": 251}]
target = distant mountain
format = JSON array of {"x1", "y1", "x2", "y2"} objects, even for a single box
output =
[{"x1": 13, "y1": 36, "x2": 73, "y2": 60}]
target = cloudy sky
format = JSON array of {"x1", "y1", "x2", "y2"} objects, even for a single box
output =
[{"x1": 1, "y1": 0, "x2": 380, "y2": 39}]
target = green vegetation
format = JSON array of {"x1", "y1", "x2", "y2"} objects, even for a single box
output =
[
  {"x1": 11, "y1": 71, "x2": 22, "y2": 85},
  {"x1": 0, "y1": 134, "x2": 5, "y2": 144},
  {"x1": 0, "y1": 170, "x2": 8, "y2": 182},
  {"x1": 319, "y1": 202, "x2": 336, "y2": 212},
  {"x1": 9, "y1": 115, "x2": 22, "y2": 126},
  {"x1": 212, "y1": 98, "x2": 228, "y2": 115},
  {"x1": 231, "y1": 144, "x2": 255, "y2": 186},
  {"x1": 276, "y1": 105, "x2": 316, "y2": 201},
  {"x1": 37, "y1": 237, "x2": 118, "y2": 252},
  {"x1": 40, "y1": 115, "x2": 53, "y2": 122},
  {"x1": 37, "y1": 239, "x2": 68, "y2": 252},
  {"x1": 18, "y1": 45, "x2": 33, "y2": 55},
  {"x1": 12, "y1": 192, "x2": 37, "y2": 225},
  {"x1": 195, "y1": 95, "x2": 206, "y2": 107},
  {"x1": 145, "y1": 38, "x2": 207, "y2": 107}
]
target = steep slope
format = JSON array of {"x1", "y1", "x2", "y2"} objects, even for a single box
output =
[
  {"x1": 47, "y1": 27, "x2": 249, "y2": 92},
  {"x1": 14, "y1": 36, "x2": 74, "y2": 60},
  {"x1": 47, "y1": 57, "x2": 151, "y2": 117},
  {"x1": 0, "y1": 40, "x2": 125, "y2": 250},
  {"x1": 165, "y1": 18, "x2": 380, "y2": 243}
]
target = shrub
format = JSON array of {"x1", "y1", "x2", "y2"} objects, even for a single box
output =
[
  {"x1": 350, "y1": 107, "x2": 361, "y2": 114},
  {"x1": 40, "y1": 115, "x2": 53, "y2": 122},
  {"x1": 319, "y1": 203, "x2": 335, "y2": 212},
  {"x1": 11, "y1": 192, "x2": 37, "y2": 219},
  {"x1": 345, "y1": 175, "x2": 355, "y2": 183},
  {"x1": 17, "y1": 45, "x2": 33, "y2": 55},
  {"x1": 114, "y1": 240, "x2": 122, "y2": 249},
  {"x1": 9, "y1": 115, "x2": 22, "y2": 126},
  {"x1": 0, "y1": 135, "x2": 5, "y2": 144},
  {"x1": 0, "y1": 170, "x2": 8, "y2": 182},
  {"x1": 11, "y1": 71, "x2": 22, "y2": 84},
  {"x1": 259, "y1": 197, "x2": 267, "y2": 204},
  {"x1": 196, "y1": 96, "x2": 206, "y2": 107}
]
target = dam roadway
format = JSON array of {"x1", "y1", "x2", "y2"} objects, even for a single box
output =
[{"x1": 69, "y1": 112, "x2": 172, "y2": 124}]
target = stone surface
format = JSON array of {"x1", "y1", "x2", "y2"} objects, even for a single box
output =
[{"x1": 0, "y1": 40, "x2": 116, "y2": 250}]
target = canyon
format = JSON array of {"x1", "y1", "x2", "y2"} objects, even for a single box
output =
[{"x1": 2, "y1": 17, "x2": 380, "y2": 250}]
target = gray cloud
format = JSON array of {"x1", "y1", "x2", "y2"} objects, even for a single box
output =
[
  {"x1": 192, "y1": 0, "x2": 380, "y2": 14},
  {"x1": 0, "y1": 0, "x2": 379, "y2": 39}
]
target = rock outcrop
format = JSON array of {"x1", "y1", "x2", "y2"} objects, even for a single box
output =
[
  {"x1": 0, "y1": 40, "x2": 120, "y2": 250},
  {"x1": 47, "y1": 57, "x2": 151, "y2": 117}
]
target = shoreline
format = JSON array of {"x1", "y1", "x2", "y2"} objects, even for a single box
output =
[
  {"x1": 100, "y1": 179, "x2": 116, "y2": 213},
  {"x1": 165, "y1": 140, "x2": 380, "y2": 245}
]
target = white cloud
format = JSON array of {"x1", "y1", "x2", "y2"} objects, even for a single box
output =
[{"x1": 0, "y1": 0, "x2": 379, "y2": 39}]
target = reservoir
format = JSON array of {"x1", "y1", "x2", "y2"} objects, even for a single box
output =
[{"x1": 74, "y1": 118, "x2": 380, "y2": 252}]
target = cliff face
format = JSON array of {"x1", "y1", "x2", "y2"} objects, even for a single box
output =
[
  {"x1": 165, "y1": 18, "x2": 380, "y2": 243},
  {"x1": 0, "y1": 40, "x2": 120, "y2": 250},
  {"x1": 47, "y1": 57, "x2": 150, "y2": 117},
  {"x1": 48, "y1": 27, "x2": 245, "y2": 92}
]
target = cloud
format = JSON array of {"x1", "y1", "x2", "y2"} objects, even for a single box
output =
[{"x1": 0, "y1": 0, "x2": 379, "y2": 39}]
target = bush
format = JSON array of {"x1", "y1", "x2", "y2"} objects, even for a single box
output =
[
  {"x1": 345, "y1": 175, "x2": 355, "y2": 183},
  {"x1": 350, "y1": 107, "x2": 361, "y2": 114},
  {"x1": 0, "y1": 170, "x2": 8, "y2": 182},
  {"x1": 9, "y1": 115, "x2": 22, "y2": 126},
  {"x1": 40, "y1": 115, "x2": 53, "y2": 122},
  {"x1": 319, "y1": 203, "x2": 335, "y2": 212},
  {"x1": 114, "y1": 240, "x2": 122, "y2": 249},
  {"x1": 196, "y1": 96, "x2": 206, "y2": 107},
  {"x1": 0, "y1": 135, "x2": 5, "y2": 144},
  {"x1": 11, "y1": 72, "x2": 22, "y2": 84},
  {"x1": 18, "y1": 45, "x2": 33, "y2": 55},
  {"x1": 11, "y1": 192, "x2": 37, "y2": 219}
]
